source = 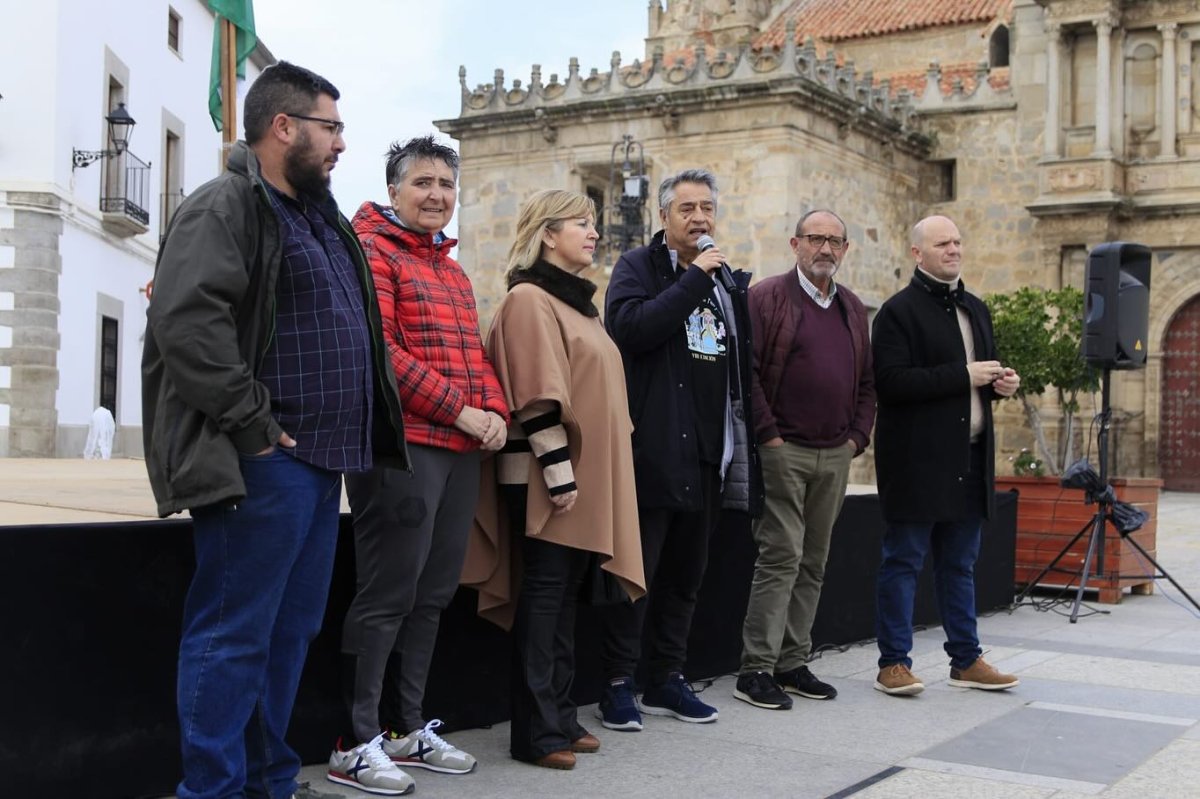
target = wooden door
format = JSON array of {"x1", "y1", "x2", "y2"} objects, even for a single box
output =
[{"x1": 1162, "y1": 295, "x2": 1200, "y2": 490}]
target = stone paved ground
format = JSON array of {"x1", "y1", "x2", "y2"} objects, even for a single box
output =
[
  {"x1": 4, "y1": 460, "x2": 1197, "y2": 798},
  {"x1": 295, "y1": 487, "x2": 1200, "y2": 798}
]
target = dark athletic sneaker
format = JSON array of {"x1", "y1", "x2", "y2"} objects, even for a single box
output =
[
  {"x1": 595, "y1": 676, "x2": 644, "y2": 731},
  {"x1": 639, "y1": 672, "x2": 719, "y2": 723},
  {"x1": 733, "y1": 671, "x2": 793, "y2": 710},
  {"x1": 775, "y1": 665, "x2": 838, "y2": 700}
]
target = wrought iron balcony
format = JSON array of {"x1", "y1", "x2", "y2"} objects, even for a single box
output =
[{"x1": 100, "y1": 150, "x2": 151, "y2": 236}]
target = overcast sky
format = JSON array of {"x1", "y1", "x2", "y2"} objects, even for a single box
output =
[{"x1": 253, "y1": 0, "x2": 649, "y2": 223}]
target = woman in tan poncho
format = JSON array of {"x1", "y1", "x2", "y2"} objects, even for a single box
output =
[{"x1": 463, "y1": 189, "x2": 645, "y2": 770}]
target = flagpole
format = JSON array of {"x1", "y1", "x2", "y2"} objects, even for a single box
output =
[{"x1": 220, "y1": 17, "x2": 237, "y2": 161}]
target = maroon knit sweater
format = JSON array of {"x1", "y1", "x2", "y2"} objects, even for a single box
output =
[{"x1": 747, "y1": 270, "x2": 876, "y2": 451}]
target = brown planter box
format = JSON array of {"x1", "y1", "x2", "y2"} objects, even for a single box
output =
[{"x1": 995, "y1": 475, "x2": 1161, "y2": 604}]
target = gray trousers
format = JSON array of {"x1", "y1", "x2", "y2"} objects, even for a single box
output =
[
  {"x1": 342, "y1": 444, "x2": 480, "y2": 740},
  {"x1": 740, "y1": 441, "x2": 852, "y2": 674}
]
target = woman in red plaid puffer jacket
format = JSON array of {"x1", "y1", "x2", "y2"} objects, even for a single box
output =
[{"x1": 334, "y1": 137, "x2": 507, "y2": 779}]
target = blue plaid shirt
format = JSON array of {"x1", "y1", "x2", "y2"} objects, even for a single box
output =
[{"x1": 260, "y1": 184, "x2": 373, "y2": 472}]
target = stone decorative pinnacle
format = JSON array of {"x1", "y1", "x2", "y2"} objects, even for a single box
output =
[
  {"x1": 454, "y1": 34, "x2": 1010, "y2": 125},
  {"x1": 782, "y1": 20, "x2": 797, "y2": 66}
]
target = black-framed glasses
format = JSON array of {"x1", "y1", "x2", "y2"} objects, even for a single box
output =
[
  {"x1": 800, "y1": 234, "x2": 846, "y2": 251},
  {"x1": 287, "y1": 113, "x2": 345, "y2": 135}
]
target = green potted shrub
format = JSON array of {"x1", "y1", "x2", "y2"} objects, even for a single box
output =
[
  {"x1": 986, "y1": 285, "x2": 1098, "y2": 476},
  {"x1": 986, "y1": 286, "x2": 1158, "y2": 603}
]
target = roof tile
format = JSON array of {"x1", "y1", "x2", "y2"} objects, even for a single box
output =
[
  {"x1": 881, "y1": 63, "x2": 1010, "y2": 97},
  {"x1": 756, "y1": 0, "x2": 1012, "y2": 47}
]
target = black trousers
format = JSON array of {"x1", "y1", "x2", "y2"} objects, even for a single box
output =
[
  {"x1": 341, "y1": 446, "x2": 480, "y2": 740},
  {"x1": 602, "y1": 465, "x2": 722, "y2": 685},
  {"x1": 507, "y1": 490, "x2": 590, "y2": 762}
]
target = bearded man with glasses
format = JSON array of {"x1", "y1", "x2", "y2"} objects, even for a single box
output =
[
  {"x1": 733, "y1": 210, "x2": 876, "y2": 711},
  {"x1": 144, "y1": 61, "x2": 408, "y2": 799}
]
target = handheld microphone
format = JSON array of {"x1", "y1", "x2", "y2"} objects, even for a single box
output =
[{"x1": 696, "y1": 234, "x2": 738, "y2": 294}]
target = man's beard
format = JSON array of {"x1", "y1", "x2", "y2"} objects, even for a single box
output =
[
  {"x1": 283, "y1": 129, "x2": 332, "y2": 201},
  {"x1": 811, "y1": 257, "x2": 838, "y2": 276}
]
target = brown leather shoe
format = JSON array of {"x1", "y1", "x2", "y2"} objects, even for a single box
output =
[
  {"x1": 949, "y1": 657, "x2": 1019, "y2": 690},
  {"x1": 534, "y1": 750, "x2": 576, "y2": 770},
  {"x1": 570, "y1": 733, "x2": 600, "y2": 753},
  {"x1": 873, "y1": 664, "x2": 925, "y2": 696}
]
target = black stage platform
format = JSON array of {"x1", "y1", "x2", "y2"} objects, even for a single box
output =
[{"x1": 1, "y1": 492, "x2": 1015, "y2": 798}]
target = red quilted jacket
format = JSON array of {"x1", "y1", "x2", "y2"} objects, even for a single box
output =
[{"x1": 352, "y1": 201, "x2": 508, "y2": 452}]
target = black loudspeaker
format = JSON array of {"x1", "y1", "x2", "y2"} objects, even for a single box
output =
[{"x1": 1083, "y1": 241, "x2": 1152, "y2": 369}]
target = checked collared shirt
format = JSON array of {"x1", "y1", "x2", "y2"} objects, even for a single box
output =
[{"x1": 260, "y1": 183, "x2": 374, "y2": 472}]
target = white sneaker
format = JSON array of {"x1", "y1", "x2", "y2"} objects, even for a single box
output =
[
  {"x1": 327, "y1": 733, "x2": 416, "y2": 796},
  {"x1": 381, "y1": 719, "x2": 478, "y2": 774}
]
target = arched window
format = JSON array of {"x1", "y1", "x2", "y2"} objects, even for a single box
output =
[{"x1": 989, "y1": 25, "x2": 1010, "y2": 68}]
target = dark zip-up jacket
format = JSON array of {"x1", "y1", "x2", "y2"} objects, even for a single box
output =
[
  {"x1": 605, "y1": 230, "x2": 764, "y2": 516},
  {"x1": 142, "y1": 142, "x2": 408, "y2": 517}
]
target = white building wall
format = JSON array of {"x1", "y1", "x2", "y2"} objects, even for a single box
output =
[
  {"x1": 0, "y1": 2, "x2": 61, "y2": 190},
  {"x1": 56, "y1": 225, "x2": 152, "y2": 426},
  {"x1": 1, "y1": 0, "x2": 272, "y2": 457}
]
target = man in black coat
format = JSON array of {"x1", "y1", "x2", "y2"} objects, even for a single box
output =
[
  {"x1": 871, "y1": 215, "x2": 1021, "y2": 697},
  {"x1": 596, "y1": 168, "x2": 762, "y2": 731}
]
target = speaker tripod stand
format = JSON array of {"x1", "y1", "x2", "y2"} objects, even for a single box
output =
[{"x1": 1014, "y1": 368, "x2": 1200, "y2": 621}]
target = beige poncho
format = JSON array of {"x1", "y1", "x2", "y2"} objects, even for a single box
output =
[{"x1": 462, "y1": 282, "x2": 646, "y2": 629}]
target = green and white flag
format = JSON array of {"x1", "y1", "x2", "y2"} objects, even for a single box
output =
[{"x1": 208, "y1": 0, "x2": 257, "y2": 132}]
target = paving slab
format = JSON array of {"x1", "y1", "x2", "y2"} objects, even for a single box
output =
[{"x1": 853, "y1": 768, "x2": 1058, "y2": 798}]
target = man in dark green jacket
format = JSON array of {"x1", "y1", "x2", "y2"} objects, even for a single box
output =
[{"x1": 142, "y1": 62, "x2": 409, "y2": 799}]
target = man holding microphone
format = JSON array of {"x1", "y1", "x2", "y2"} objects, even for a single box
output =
[{"x1": 597, "y1": 169, "x2": 762, "y2": 730}]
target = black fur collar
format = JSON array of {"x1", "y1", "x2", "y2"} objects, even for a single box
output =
[{"x1": 507, "y1": 259, "x2": 599, "y2": 317}]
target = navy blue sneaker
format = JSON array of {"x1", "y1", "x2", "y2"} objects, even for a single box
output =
[
  {"x1": 594, "y1": 676, "x2": 643, "y2": 731},
  {"x1": 639, "y1": 672, "x2": 718, "y2": 723}
]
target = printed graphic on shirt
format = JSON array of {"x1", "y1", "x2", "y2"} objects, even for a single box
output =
[{"x1": 685, "y1": 295, "x2": 727, "y2": 362}]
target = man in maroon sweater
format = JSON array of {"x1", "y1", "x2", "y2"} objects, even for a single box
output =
[{"x1": 734, "y1": 210, "x2": 876, "y2": 710}]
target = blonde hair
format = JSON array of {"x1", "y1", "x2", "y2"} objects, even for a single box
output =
[{"x1": 505, "y1": 189, "x2": 596, "y2": 280}]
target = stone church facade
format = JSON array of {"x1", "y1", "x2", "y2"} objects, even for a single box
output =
[{"x1": 438, "y1": 0, "x2": 1200, "y2": 488}]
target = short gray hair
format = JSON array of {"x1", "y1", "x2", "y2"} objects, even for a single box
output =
[
  {"x1": 658, "y1": 169, "x2": 719, "y2": 214},
  {"x1": 385, "y1": 135, "x2": 460, "y2": 187}
]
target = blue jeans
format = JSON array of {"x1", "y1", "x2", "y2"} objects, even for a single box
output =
[
  {"x1": 177, "y1": 450, "x2": 341, "y2": 799},
  {"x1": 875, "y1": 519, "x2": 983, "y2": 671}
]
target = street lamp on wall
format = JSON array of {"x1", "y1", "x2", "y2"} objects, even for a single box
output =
[
  {"x1": 72, "y1": 103, "x2": 137, "y2": 170},
  {"x1": 606, "y1": 134, "x2": 649, "y2": 260}
]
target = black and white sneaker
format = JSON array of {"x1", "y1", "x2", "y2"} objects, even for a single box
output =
[
  {"x1": 733, "y1": 671, "x2": 793, "y2": 710},
  {"x1": 776, "y1": 665, "x2": 838, "y2": 700}
]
